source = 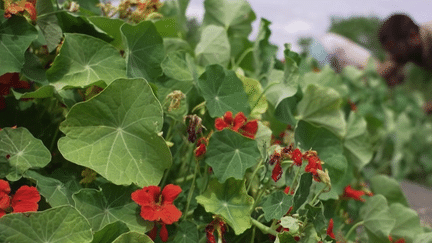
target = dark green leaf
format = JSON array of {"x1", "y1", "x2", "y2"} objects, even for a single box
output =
[
  {"x1": 0, "y1": 13, "x2": 38, "y2": 76},
  {"x1": 262, "y1": 190, "x2": 293, "y2": 221},
  {"x1": 112, "y1": 232, "x2": 154, "y2": 243},
  {"x1": 292, "y1": 173, "x2": 312, "y2": 213},
  {"x1": 121, "y1": 21, "x2": 164, "y2": 81},
  {"x1": 205, "y1": 129, "x2": 260, "y2": 183},
  {"x1": 198, "y1": 64, "x2": 250, "y2": 117},
  {"x1": 196, "y1": 178, "x2": 254, "y2": 235},
  {"x1": 36, "y1": 0, "x2": 63, "y2": 52},
  {"x1": 173, "y1": 221, "x2": 199, "y2": 243},
  {"x1": 22, "y1": 51, "x2": 48, "y2": 84},
  {"x1": 88, "y1": 17, "x2": 126, "y2": 50},
  {"x1": 91, "y1": 221, "x2": 129, "y2": 243}
]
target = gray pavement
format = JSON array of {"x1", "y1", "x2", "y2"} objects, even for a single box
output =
[{"x1": 400, "y1": 180, "x2": 432, "y2": 228}]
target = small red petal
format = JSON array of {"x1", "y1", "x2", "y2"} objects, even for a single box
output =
[
  {"x1": 0, "y1": 192, "x2": 10, "y2": 210},
  {"x1": 161, "y1": 184, "x2": 182, "y2": 205},
  {"x1": 195, "y1": 143, "x2": 207, "y2": 158},
  {"x1": 394, "y1": 239, "x2": 406, "y2": 243},
  {"x1": 271, "y1": 162, "x2": 283, "y2": 182},
  {"x1": 241, "y1": 120, "x2": 258, "y2": 139},
  {"x1": 160, "y1": 224, "x2": 169, "y2": 242},
  {"x1": 24, "y1": 2, "x2": 37, "y2": 21},
  {"x1": 215, "y1": 118, "x2": 229, "y2": 131},
  {"x1": 291, "y1": 149, "x2": 303, "y2": 166},
  {"x1": 232, "y1": 112, "x2": 247, "y2": 131},
  {"x1": 148, "y1": 225, "x2": 158, "y2": 241},
  {"x1": 223, "y1": 111, "x2": 234, "y2": 126},
  {"x1": 140, "y1": 205, "x2": 159, "y2": 221},
  {"x1": 11, "y1": 186, "x2": 40, "y2": 213},
  {"x1": 0, "y1": 180, "x2": 11, "y2": 194},
  {"x1": 327, "y1": 218, "x2": 335, "y2": 239},
  {"x1": 160, "y1": 204, "x2": 182, "y2": 224},
  {"x1": 284, "y1": 186, "x2": 290, "y2": 194},
  {"x1": 343, "y1": 185, "x2": 366, "y2": 202},
  {"x1": 131, "y1": 186, "x2": 160, "y2": 206}
]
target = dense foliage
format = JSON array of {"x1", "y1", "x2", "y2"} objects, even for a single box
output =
[{"x1": 1, "y1": 0, "x2": 432, "y2": 242}]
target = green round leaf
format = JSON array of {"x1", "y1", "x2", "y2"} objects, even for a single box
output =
[
  {"x1": 202, "y1": 0, "x2": 256, "y2": 37},
  {"x1": 24, "y1": 170, "x2": 74, "y2": 207},
  {"x1": 196, "y1": 178, "x2": 254, "y2": 235},
  {"x1": 88, "y1": 17, "x2": 126, "y2": 50},
  {"x1": 389, "y1": 203, "x2": 423, "y2": 242},
  {"x1": 36, "y1": 0, "x2": 63, "y2": 52},
  {"x1": 205, "y1": 129, "x2": 260, "y2": 183},
  {"x1": 262, "y1": 190, "x2": 293, "y2": 221},
  {"x1": 198, "y1": 64, "x2": 250, "y2": 117},
  {"x1": 195, "y1": 25, "x2": 230, "y2": 67},
  {"x1": 112, "y1": 232, "x2": 154, "y2": 243},
  {"x1": 236, "y1": 72, "x2": 268, "y2": 117},
  {"x1": 91, "y1": 221, "x2": 129, "y2": 243},
  {"x1": 121, "y1": 21, "x2": 164, "y2": 81},
  {"x1": 72, "y1": 184, "x2": 153, "y2": 232},
  {"x1": 296, "y1": 84, "x2": 346, "y2": 138},
  {"x1": 47, "y1": 33, "x2": 126, "y2": 90},
  {"x1": 369, "y1": 175, "x2": 409, "y2": 206},
  {"x1": 161, "y1": 51, "x2": 198, "y2": 82},
  {"x1": 360, "y1": 195, "x2": 395, "y2": 242},
  {"x1": 0, "y1": 206, "x2": 93, "y2": 243},
  {"x1": 173, "y1": 221, "x2": 199, "y2": 243},
  {"x1": 343, "y1": 112, "x2": 373, "y2": 171},
  {"x1": 0, "y1": 13, "x2": 38, "y2": 76},
  {"x1": 58, "y1": 78, "x2": 171, "y2": 187},
  {"x1": 0, "y1": 127, "x2": 51, "y2": 181}
]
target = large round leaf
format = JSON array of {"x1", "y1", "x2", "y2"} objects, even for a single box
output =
[
  {"x1": 0, "y1": 206, "x2": 93, "y2": 243},
  {"x1": 196, "y1": 178, "x2": 254, "y2": 235},
  {"x1": 88, "y1": 16, "x2": 126, "y2": 50},
  {"x1": 198, "y1": 64, "x2": 250, "y2": 117},
  {"x1": 58, "y1": 78, "x2": 171, "y2": 187},
  {"x1": 72, "y1": 184, "x2": 153, "y2": 232},
  {"x1": 0, "y1": 13, "x2": 38, "y2": 76},
  {"x1": 205, "y1": 129, "x2": 260, "y2": 183},
  {"x1": 121, "y1": 21, "x2": 164, "y2": 81},
  {"x1": 91, "y1": 221, "x2": 129, "y2": 243},
  {"x1": 36, "y1": 0, "x2": 63, "y2": 52},
  {"x1": 360, "y1": 195, "x2": 395, "y2": 242},
  {"x1": 0, "y1": 127, "x2": 51, "y2": 181},
  {"x1": 389, "y1": 203, "x2": 423, "y2": 242},
  {"x1": 343, "y1": 112, "x2": 373, "y2": 171},
  {"x1": 203, "y1": 0, "x2": 256, "y2": 37},
  {"x1": 262, "y1": 190, "x2": 293, "y2": 221},
  {"x1": 369, "y1": 175, "x2": 409, "y2": 206},
  {"x1": 161, "y1": 51, "x2": 198, "y2": 82},
  {"x1": 236, "y1": 72, "x2": 268, "y2": 118},
  {"x1": 296, "y1": 84, "x2": 346, "y2": 138},
  {"x1": 173, "y1": 221, "x2": 199, "y2": 243},
  {"x1": 112, "y1": 232, "x2": 154, "y2": 243},
  {"x1": 195, "y1": 25, "x2": 230, "y2": 67},
  {"x1": 47, "y1": 33, "x2": 126, "y2": 90}
]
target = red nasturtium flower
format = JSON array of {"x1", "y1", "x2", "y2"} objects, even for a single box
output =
[
  {"x1": 215, "y1": 111, "x2": 258, "y2": 139},
  {"x1": 4, "y1": 0, "x2": 37, "y2": 21},
  {"x1": 131, "y1": 184, "x2": 182, "y2": 242},
  {"x1": 303, "y1": 152, "x2": 323, "y2": 182},
  {"x1": 271, "y1": 161, "x2": 283, "y2": 182},
  {"x1": 327, "y1": 218, "x2": 335, "y2": 239},
  {"x1": 206, "y1": 217, "x2": 227, "y2": 243},
  {"x1": 342, "y1": 185, "x2": 366, "y2": 202},
  {"x1": 0, "y1": 179, "x2": 40, "y2": 218},
  {"x1": 290, "y1": 148, "x2": 303, "y2": 166},
  {"x1": 195, "y1": 137, "x2": 208, "y2": 159}
]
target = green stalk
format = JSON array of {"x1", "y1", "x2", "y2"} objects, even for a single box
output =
[
  {"x1": 250, "y1": 217, "x2": 279, "y2": 236},
  {"x1": 309, "y1": 184, "x2": 328, "y2": 206},
  {"x1": 250, "y1": 226, "x2": 256, "y2": 243},
  {"x1": 182, "y1": 159, "x2": 199, "y2": 220},
  {"x1": 345, "y1": 221, "x2": 364, "y2": 240},
  {"x1": 234, "y1": 47, "x2": 254, "y2": 69},
  {"x1": 247, "y1": 159, "x2": 264, "y2": 193}
]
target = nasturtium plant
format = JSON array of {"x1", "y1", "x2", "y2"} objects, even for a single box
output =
[{"x1": 1, "y1": 0, "x2": 430, "y2": 242}]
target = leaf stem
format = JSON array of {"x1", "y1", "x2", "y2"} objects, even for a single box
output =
[
  {"x1": 309, "y1": 184, "x2": 328, "y2": 206},
  {"x1": 49, "y1": 126, "x2": 60, "y2": 153},
  {"x1": 345, "y1": 220, "x2": 364, "y2": 240},
  {"x1": 247, "y1": 159, "x2": 264, "y2": 193},
  {"x1": 234, "y1": 47, "x2": 254, "y2": 69},
  {"x1": 289, "y1": 165, "x2": 301, "y2": 194},
  {"x1": 182, "y1": 159, "x2": 199, "y2": 220},
  {"x1": 250, "y1": 226, "x2": 256, "y2": 243},
  {"x1": 174, "y1": 174, "x2": 194, "y2": 184},
  {"x1": 250, "y1": 217, "x2": 279, "y2": 236}
]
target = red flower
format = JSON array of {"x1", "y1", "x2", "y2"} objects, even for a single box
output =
[
  {"x1": 327, "y1": 218, "x2": 335, "y2": 239},
  {"x1": 0, "y1": 179, "x2": 40, "y2": 218},
  {"x1": 342, "y1": 185, "x2": 366, "y2": 202},
  {"x1": 147, "y1": 223, "x2": 169, "y2": 242},
  {"x1": 290, "y1": 148, "x2": 303, "y2": 166},
  {"x1": 304, "y1": 155, "x2": 322, "y2": 182},
  {"x1": 131, "y1": 184, "x2": 182, "y2": 225},
  {"x1": 215, "y1": 111, "x2": 258, "y2": 139},
  {"x1": 271, "y1": 162, "x2": 282, "y2": 182},
  {"x1": 284, "y1": 186, "x2": 295, "y2": 195},
  {"x1": 206, "y1": 217, "x2": 226, "y2": 243},
  {"x1": 195, "y1": 143, "x2": 206, "y2": 158}
]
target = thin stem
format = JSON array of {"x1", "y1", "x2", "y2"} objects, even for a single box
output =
[
  {"x1": 182, "y1": 160, "x2": 199, "y2": 220},
  {"x1": 289, "y1": 165, "x2": 301, "y2": 194},
  {"x1": 250, "y1": 217, "x2": 279, "y2": 236},
  {"x1": 234, "y1": 47, "x2": 254, "y2": 69},
  {"x1": 174, "y1": 174, "x2": 194, "y2": 184},
  {"x1": 250, "y1": 226, "x2": 256, "y2": 243},
  {"x1": 37, "y1": 10, "x2": 67, "y2": 18},
  {"x1": 345, "y1": 221, "x2": 364, "y2": 240},
  {"x1": 309, "y1": 184, "x2": 328, "y2": 206},
  {"x1": 247, "y1": 159, "x2": 264, "y2": 193},
  {"x1": 252, "y1": 188, "x2": 265, "y2": 209},
  {"x1": 49, "y1": 126, "x2": 60, "y2": 153}
]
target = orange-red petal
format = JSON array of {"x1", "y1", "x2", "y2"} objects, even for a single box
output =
[
  {"x1": 159, "y1": 223, "x2": 169, "y2": 242},
  {"x1": 241, "y1": 120, "x2": 258, "y2": 138},
  {"x1": 215, "y1": 117, "x2": 229, "y2": 130},
  {"x1": 11, "y1": 186, "x2": 40, "y2": 213},
  {"x1": 131, "y1": 186, "x2": 160, "y2": 206},
  {"x1": 327, "y1": 218, "x2": 335, "y2": 239},
  {"x1": 24, "y1": 2, "x2": 37, "y2": 21},
  {"x1": 161, "y1": 184, "x2": 181, "y2": 205},
  {"x1": 232, "y1": 112, "x2": 247, "y2": 131}
]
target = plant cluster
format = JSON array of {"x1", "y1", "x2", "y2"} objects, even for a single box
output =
[{"x1": 1, "y1": 0, "x2": 432, "y2": 242}]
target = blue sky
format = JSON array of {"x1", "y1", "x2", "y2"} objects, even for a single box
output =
[{"x1": 185, "y1": 0, "x2": 432, "y2": 57}]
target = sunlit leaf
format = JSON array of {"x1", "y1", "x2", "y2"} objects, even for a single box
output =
[
  {"x1": 389, "y1": 203, "x2": 423, "y2": 242},
  {"x1": 195, "y1": 25, "x2": 230, "y2": 67},
  {"x1": 360, "y1": 195, "x2": 395, "y2": 242},
  {"x1": 58, "y1": 78, "x2": 171, "y2": 187},
  {"x1": 262, "y1": 190, "x2": 292, "y2": 221},
  {"x1": 196, "y1": 178, "x2": 254, "y2": 235},
  {"x1": 112, "y1": 232, "x2": 154, "y2": 243}
]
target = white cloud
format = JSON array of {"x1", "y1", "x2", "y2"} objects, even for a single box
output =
[{"x1": 283, "y1": 20, "x2": 314, "y2": 34}]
